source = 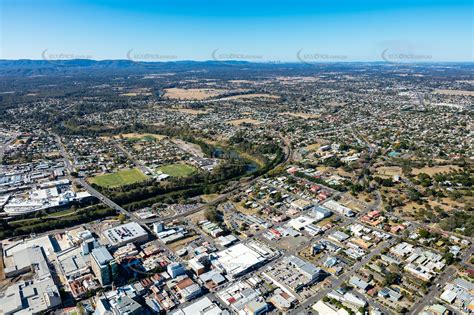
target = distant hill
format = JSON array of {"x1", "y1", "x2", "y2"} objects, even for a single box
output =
[
  {"x1": 0, "y1": 59, "x2": 472, "y2": 77},
  {"x1": 0, "y1": 59, "x2": 277, "y2": 76}
]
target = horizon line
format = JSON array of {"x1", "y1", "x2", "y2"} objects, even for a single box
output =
[{"x1": 1, "y1": 58, "x2": 473, "y2": 64}]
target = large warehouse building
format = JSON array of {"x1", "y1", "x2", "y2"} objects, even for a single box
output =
[{"x1": 212, "y1": 242, "x2": 278, "y2": 279}]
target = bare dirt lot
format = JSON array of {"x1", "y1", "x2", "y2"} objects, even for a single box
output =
[
  {"x1": 167, "y1": 234, "x2": 200, "y2": 251},
  {"x1": 164, "y1": 88, "x2": 228, "y2": 100},
  {"x1": 433, "y1": 89, "x2": 474, "y2": 96},
  {"x1": 120, "y1": 92, "x2": 152, "y2": 96},
  {"x1": 171, "y1": 138, "x2": 205, "y2": 157},
  {"x1": 411, "y1": 165, "x2": 461, "y2": 176},
  {"x1": 112, "y1": 133, "x2": 167, "y2": 141},
  {"x1": 223, "y1": 93, "x2": 279, "y2": 100},
  {"x1": 280, "y1": 112, "x2": 321, "y2": 119},
  {"x1": 376, "y1": 166, "x2": 403, "y2": 177},
  {"x1": 226, "y1": 118, "x2": 262, "y2": 126},
  {"x1": 169, "y1": 108, "x2": 209, "y2": 115}
]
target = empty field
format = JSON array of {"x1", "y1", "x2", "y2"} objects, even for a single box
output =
[
  {"x1": 411, "y1": 165, "x2": 461, "y2": 176},
  {"x1": 157, "y1": 163, "x2": 197, "y2": 177},
  {"x1": 223, "y1": 93, "x2": 279, "y2": 100},
  {"x1": 169, "y1": 108, "x2": 209, "y2": 115},
  {"x1": 433, "y1": 89, "x2": 474, "y2": 96},
  {"x1": 120, "y1": 92, "x2": 152, "y2": 96},
  {"x1": 376, "y1": 166, "x2": 403, "y2": 177},
  {"x1": 164, "y1": 88, "x2": 227, "y2": 100},
  {"x1": 226, "y1": 118, "x2": 262, "y2": 126},
  {"x1": 89, "y1": 168, "x2": 148, "y2": 188},
  {"x1": 280, "y1": 112, "x2": 321, "y2": 119},
  {"x1": 109, "y1": 133, "x2": 166, "y2": 141}
]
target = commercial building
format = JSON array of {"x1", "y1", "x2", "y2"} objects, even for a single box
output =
[
  {"x1": 0, "y1": 246, "x2": 61, "y2": 314},
  {"x1": 328, "y1": 231, "x2": 350, "y2": 243},
  {"x1": 3, "y1": 185, "x2": 92, "y2": 216},
  {"x1": 378, "y1": 287, "x2": 402, "y2": 302},
  {"x1": 114, "y1": 295, "x2": 143, "y2": 315},
  {"x1": 172, "y1": 276, "x2": 203, "y2": 302},
  {"x1": 269, "y1": 288, "x2": 297, "y2": 311},
  {"x1": 200, "y1": 220, "x2": 224, "y2": 238},
  {"x1": 312, "y1": 300, "x2": 349, "y2": 315},
  {"x1": 102, "y1": 222, "x2": 149, "y2": 247},
  {"x1": 439, "y1": 278, "x2": 474, "y2": 312},
  {"x1": 57, "y1": 248, "x2": 90, "y2": 281},
  {"x1": 263, "y1": 256, "x2": 325, "y2": 296},
  {"x1": 288, "y1": 215, "x2": 315, "y2": 231},
  {"x1": 90, "y1": 247, "x2": 118, "y2": 285},
  {"x1": 217, "y1": 281, "x2": 268, "y2": 314},
  {"x1": 212, "y1": 242, "x2": 276, "y2": 279},
  {"x1": 323, "y1": 200, "x2": 355, "y2": 217},
  {"x1": 188, "y1": 257, "x2": 206, "y2": 275},
  {"x1": 168, "y1": 262, "x2": 186, "y2": 278},
  {"x1": 172, "y1": 296, "x2": 227, "y2": 315},
  {"x1": 327, "y1": 291, "x2": 367, "y2": 308},
  {"x1": 199, "y1": 269, "x2": 227, "y2": 289},
  {"x1": 308, "y1": 205, "x2": 332, "y2": 221},
  {"x1": 0, "y1": 278, "x2": 62, "y2": 314},
  {"x1": 349, "y1": 276, "x2": 371, "y2": 291}
]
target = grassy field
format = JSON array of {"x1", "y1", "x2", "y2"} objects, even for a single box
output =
[
  {"x1": 90, "y1": 168, "x2": 148, "y2": 188},
  {"x1": 157, "y1": 163, "x2": 196, "y2": 177}
]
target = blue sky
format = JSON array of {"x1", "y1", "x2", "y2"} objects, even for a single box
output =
[{"x1": 1, "y1": 0, "x2": 472, "y2": 61}]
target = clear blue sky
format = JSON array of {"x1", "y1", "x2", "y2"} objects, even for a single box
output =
[{"x1": 1, "y1": 0, "x2": 472, "y2": 61}]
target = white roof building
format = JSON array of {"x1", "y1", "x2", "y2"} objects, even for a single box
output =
[
  {"x1": 288, "y1": 216, "x2": 315, "y2": 231},
  {"x1": 0, "y1": 245, "x2": 61, "y2": 314},
  {"x1": 172, "y1": 296, "x2": 227, "y2": 315},
  {"x1": 212, "y1": 242, "x2": 274, "y2": 279},
  {"x1": 102, "y1": 222, "x2": 149, "y2": 247}
]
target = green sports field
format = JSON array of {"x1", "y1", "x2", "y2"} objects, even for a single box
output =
[
  {"x1": 157, "y1": 163, "x2": 196, "y2": 177},
  {"x1": 89, "y1": 168, "x2": 148, "y2": 188}
]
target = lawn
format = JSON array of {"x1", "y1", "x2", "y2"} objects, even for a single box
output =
[
  {"x1": 89, "y1": 168, "x2": 148, "y2": 188},
  {"x1": 157, "y1": 163, "x2": 196, "y2": 177}
]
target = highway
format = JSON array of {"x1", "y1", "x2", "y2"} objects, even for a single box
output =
[
  {"x1": 55, "y1": 133, "x2": 145, "y2": 224},
  {"x1": 54, "y1": 130, "x2": 292, "y2": 226},
  {"x1": 54, "y1": 130, "x2": 473, "y2": 315}
]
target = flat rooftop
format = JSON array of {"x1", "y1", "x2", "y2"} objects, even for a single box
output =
[
  {"x1": 102, "y1": 222, "x2": 148, "y2": 246},
  {"x1": 214, "y1": 242, "x2": 273, "y2": 278}
]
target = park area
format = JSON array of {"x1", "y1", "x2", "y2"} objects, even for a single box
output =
[
  {"x1": 157, "y1": 163, "x2": 196, "y2": 177},
  {"x1": 89, "y1": 168, "x2": 148, "y2": 188}
]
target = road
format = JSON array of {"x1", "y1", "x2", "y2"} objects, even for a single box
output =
[
  {"x1": 141, "y1": 131, "x2": 293, "y2": 224},
  {"x1": 409, "y1": 244, "x2": 474, "y2": 314},
  {"x1": 55, "y1": 134, "x2": 145, "y2": 224},
  {"x1": 54, "y1": 131, "x2": 293, "y2": 249},
  {"x1": 113, "y1": 141, "x2": 153, "y2": 175},
  {"x1": 54, "y1": 130, "x2": 474, "y2": 314},
  {"x1": 408, "y1": 266, "x2": 457, "y2": 315}
]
